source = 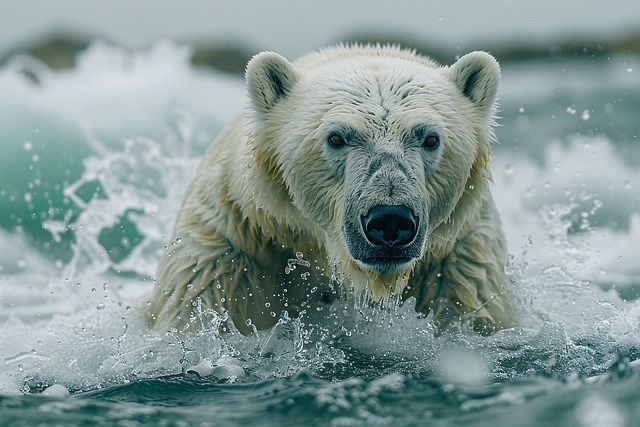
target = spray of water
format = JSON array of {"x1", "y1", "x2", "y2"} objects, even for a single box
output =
[{"x1": 1, "y1": 42, "x2": 640, "y2": 398}]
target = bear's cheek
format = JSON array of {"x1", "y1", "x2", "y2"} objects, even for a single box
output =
[
  {"x1": 285, "y1": 155, "x2": 346, "y2": 233},
  {"x1": 423, "y1": 165, "x2": 470, "y2": 229}
]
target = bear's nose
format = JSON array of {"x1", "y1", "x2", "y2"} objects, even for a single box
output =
[{"x1": 362, "y1": 205, "x2": 417, "y2": 248}]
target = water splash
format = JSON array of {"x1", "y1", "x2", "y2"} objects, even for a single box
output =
[
  {"x1": 2, "y1": 43, "x2": 640, "y2": 410},
  {"x1": 284, "y1": 251, "x2": 311, "y2": 274}
]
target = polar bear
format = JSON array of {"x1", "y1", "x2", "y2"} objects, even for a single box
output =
[{"x1": 149, "y1": 45, "x2": 511, "y2": 336}]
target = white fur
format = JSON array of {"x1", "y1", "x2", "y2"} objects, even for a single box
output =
[{"x1": 149, "y1": 45, "x2": 511, "y2": 336}]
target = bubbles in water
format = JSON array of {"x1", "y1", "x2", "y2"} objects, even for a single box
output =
[{"x1": 285, "y1": 252, "x2": 311, "y2": 274}]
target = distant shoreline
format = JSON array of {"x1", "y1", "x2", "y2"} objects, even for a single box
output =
[{"x1": 2, "y1": 31, "x2": 639, "y2": 74}]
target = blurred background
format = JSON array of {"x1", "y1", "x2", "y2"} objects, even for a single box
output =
[{"x1": 1, "y1": 0, "x2": 640, "y2": 73}]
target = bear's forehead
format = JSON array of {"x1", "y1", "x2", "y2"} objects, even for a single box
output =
[
  {"x1": 296, "y1": 57, "x2": 455, "y2": 133},
  {"x1": 301, "y1": 57, "x2": 453, "y2": 107}
]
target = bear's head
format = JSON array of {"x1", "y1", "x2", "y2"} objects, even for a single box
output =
[{"x1": 245, "y1": 45, "x2": 500, "y2": 302}]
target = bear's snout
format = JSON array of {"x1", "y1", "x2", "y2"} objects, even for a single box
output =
[{"x1": 362, "y1": 205, "x2": 417, "y2": 248}]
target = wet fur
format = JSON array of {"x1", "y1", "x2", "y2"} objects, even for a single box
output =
[{"x1": 149, "y1": 45, "x2": 511, "y2": 336}]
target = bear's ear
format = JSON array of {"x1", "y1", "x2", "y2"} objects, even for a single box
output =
[
  {"x1": 245, "y1": 51, "x2": 298, "y2": 116},
  {"x1": 449, "y1": 51, "x2": 500, "y2": 117}
]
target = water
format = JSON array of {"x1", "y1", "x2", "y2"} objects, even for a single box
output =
[{"x1": 1, "y1": 40, "x2": 640, "y2": 426}]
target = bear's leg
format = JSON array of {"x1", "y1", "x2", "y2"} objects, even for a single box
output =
[
  {"x1": 413, "y1": 202, "x2": 512, "y2": 335},
  {"x1": 148, "y1": 234, "x2": 286, "y2": 336}
]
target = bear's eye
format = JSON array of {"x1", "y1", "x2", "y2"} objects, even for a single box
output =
[
  {"x1": 327, "y1": 134, "x2": 346, "y2": 148},
  {"x1": 423, "y1": 134, "x2": 440, "y2": 149}
]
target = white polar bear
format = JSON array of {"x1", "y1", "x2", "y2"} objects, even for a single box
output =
[{"x1": 149, "y1": 45, "x2": 511, "y2": 336}]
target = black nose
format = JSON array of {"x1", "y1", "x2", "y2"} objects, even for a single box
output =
[{"x1": 362, "y1": 205, "x2": 418, "y2": 248}]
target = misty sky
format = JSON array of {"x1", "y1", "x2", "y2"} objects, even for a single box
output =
[{"x1": 1, "y1": 0, "x2": 639, "y2": 58}]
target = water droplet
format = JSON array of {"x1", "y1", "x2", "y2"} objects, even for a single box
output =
[
  {"x1": 566, "y1": 107, "x2": 576, "y2": 115},
  {"x1": 524, "y1": 186, "x2": 536, "y2": 198},
  {"x1": 627, "y1": 68, "x2": 633, "y2": 73},
  {"x1": 97, "y1": 303, "x2": 105, "y2": 310},
  {"x1": 504, "y1": 163, "x2": 514, "y2": 176},
  {"x1": 518, "y1": 107, "x2": 525, "y2": 113},
  {"x1": 604, "y1": 103, "x2": 614, "y2": 114},
  {"x1": 286, "y1": 254, "x2": 310, "y2": 274},
  {"x1": 581, "y1": 109, "x2": 590, "y2": 121},
  {"x1": 23, "y1": 141, "x2": 33, "y2": 151},
  {"x1": 265, "y1": 302, "x2": 271, "y2": 308}
]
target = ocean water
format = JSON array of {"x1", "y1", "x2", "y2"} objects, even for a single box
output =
[{"x1": 1, "y1": 40, "x2": 640, "y2": 426}]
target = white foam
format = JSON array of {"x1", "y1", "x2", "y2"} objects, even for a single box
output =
[{"x1": 1, "y1": 43, "x2": 640, "y2": 394}]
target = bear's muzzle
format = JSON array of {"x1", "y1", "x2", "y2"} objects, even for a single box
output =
[{"x1": 361, "y1": 205, "x2": 417, "y2": 248}]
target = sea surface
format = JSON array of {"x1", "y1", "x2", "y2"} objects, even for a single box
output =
[{"x1": 1, "y1": 41, "x2": 640, "y2": 426}]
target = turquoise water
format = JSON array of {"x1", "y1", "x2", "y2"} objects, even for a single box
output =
[{"x1": 1, "y1": 41, "x2": 640, "y2": 426}]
